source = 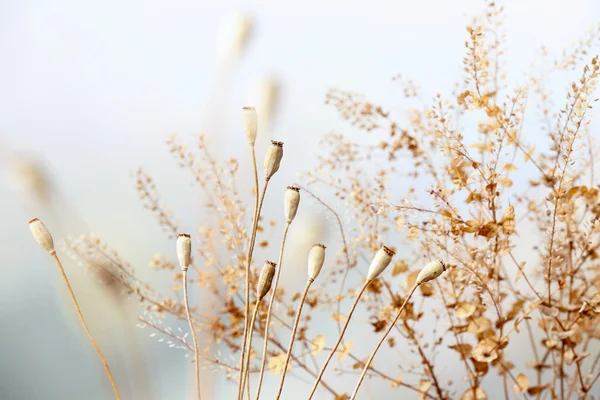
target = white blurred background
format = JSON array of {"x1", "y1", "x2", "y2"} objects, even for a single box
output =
[{"x1": 1, "y1": 0, "x2": 599, "y2": 399}]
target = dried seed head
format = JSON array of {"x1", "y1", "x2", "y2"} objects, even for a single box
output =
[
  {"x1": 242, "y1": 106, "x2": 258, "y2": 145},
  {"x1": 308, "y1": 244, "x2": 326, "y2": 281},
  {"x1": 285, "y1": 186, "x2": 300, "y2": 223},
  {"x1": 217, "y1": 13, "x2": 253, "y2": 62},
  {"x1": 366, "y1": 246, "x2": 395, "y2": 281},
  {"x1": 415, "y1": 258, "x2": 447, "y2": 285},
  {"x1": 177, "y1": 234, "x2": 192, "y2": 271},
  {"x1": 29, "y1": 217, "x2": 55, "y2": 255},
  {"x1": 264, "y1": 140, "x2": 283, "y2": 180},
  {"x1": 256, "y1": 261, "x2": 277, "y2": 300}
]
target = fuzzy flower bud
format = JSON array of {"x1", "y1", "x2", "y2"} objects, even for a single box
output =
[
  {"x1": 308, "y1": 244, "x2": 326, "y2": 281},
  {"x1": 264, "y1": 140, "x2": 283, "y2": 180},
  {"x1": 285, "y1": 186, "x2": 300, "y2": 223},
  {"x1": 366, "y1": 246, "x2": 395, "y2": 281},
  {"x1": 242, "y1": 106, "x2": 258, "y2": 145},
  {"x1": 416, "y1": 259, "x2": 447, "y2": 285},
  {"x1": 217, "y1": 13, "x2": 253, "y2": 62},
  {"x1": 177, "y1": 234, "x2": 192, "y2": 271},
  {"x1": 257, "y1": 261, "x2": 277, "y2": 300},
  {"x1": 29, "y1": 217, "x2": 55, "y2": 255}
]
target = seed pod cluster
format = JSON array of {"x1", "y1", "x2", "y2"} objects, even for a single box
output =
[
  {"x1": 177, "y1": 234, "x2": 192, "y2": 271},
  {"x1": 257, "y1": 261, "x2": 277, "y2": 300},
  {"x1": 29, "y1": 217, "x2": 55, "y2": 255},
  {"x1": 242, "y1": 106, "x2": 258, "y2": 145},
  {"x1": 366, "y1": 246, "x2": 395, "y2": 281},
  {"x1": 264, "y1": 141, "x2": 284, "y2": 180},
  {"x1": 285, "y1": 186, "x2": 300, "y2": 223},
  {"x1": 308, "y1": 244, "x2": 326, "y2": 281},
  {"x1": 415, "y1": 259, "x2": 446, "y2": 285}
]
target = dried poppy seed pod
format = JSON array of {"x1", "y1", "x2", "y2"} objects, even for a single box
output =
[
  {"x1": 242, "y1": 106, "x2": 258, "y2": 145},
  {"x1": 308, "y1": 244, "x2": 326, "y2": 281},
  {"x1": 256, "y1": 261, "x2": 277, "y2": 300},
  {"x1": 285, "y1": 186, "x2": 300, "y2": 223},
  {"x1": 29, "y1": 217, "x2": 55, "y2": 255},
  {"x1": 264, "y1": 140, "x2": 283, "y2": 181},
  {"x1": 415, "y1": 258, "x2": 447, "y2": 285},
  {"x1": 366, "y1": 246, "x2": 395, "y2": 281},
  {"x1": 177, "y1": 234, "x2": 192, "y2": 271}
]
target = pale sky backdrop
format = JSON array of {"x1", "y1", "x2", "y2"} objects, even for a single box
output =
[{"x1": 1, "y1": 0, "x2": 599, "y2": 399}]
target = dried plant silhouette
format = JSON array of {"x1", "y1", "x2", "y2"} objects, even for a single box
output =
[{"x1": 27, "y1": 2, "x2": 600, "y2": 399}]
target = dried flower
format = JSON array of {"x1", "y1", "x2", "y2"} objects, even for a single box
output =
[
  {"x1": 29, "y1": 217, "x2": 55, "y2": 255},
  {"x1": 308, "y1": 244, "x2": 326, "y2": 281},
  {"x1": 264, "y1": 140, "x2": 284, "y2": 180},
  {"x1": 284, "y1": 186, "x2": 300, "y2": 223},
  {"x1": 217, "y1": 13, "x2": 253, "y2": 62},
  {"x1": 415, "y1": 259, "x2": 446, "y2": 285},
  {"x1": 366, "y1": 246, "x2": 395, "y2": 281},
  {"x1": 177, "y1": 233, "x2": 192, "y2": 271},
  {"x1": 257, "y1": 261, "x2": 277, "y2": 300},
  {"x1": 242, "y1": 106, "x2": 258, "y2": 145}
]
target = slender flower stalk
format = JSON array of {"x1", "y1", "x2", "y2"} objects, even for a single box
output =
[
  {"x1": 255, "y1": 186, "x2": 300, "y2": 400},
  {"x1": 239, "y1": 261, "x2": 276, "y2": 399},
  {"x1": 178, "y1": 234, "x2": 202, "y2": 400},
  {"x1": 308, "y1": 246, "x2": 394, "y2": 399},
  {"x1": 237, "y1": 182, "x2": 269, "y2": 396},
  {"x1": 350, "y1": 259, "x2": 447, "y2": 399},
  {"x1": 274, "y1": 278, "x2": 314, "y2": 400},
  {"x1": 29, "y1": 218, "x2": 122, "y2": 400},
  {"x1": 275, "y1": 244, "x2": 325, "y2": 399},
  {"x1": 350, "y1": 284, "x2": 419, "y2": 400}
]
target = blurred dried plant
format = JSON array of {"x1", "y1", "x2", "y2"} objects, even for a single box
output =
[{"x1": 47, "y1": 2, "x2": 600, "y2": 400}]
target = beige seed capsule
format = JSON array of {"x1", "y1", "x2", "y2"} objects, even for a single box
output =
[
  {"x1": 308, "y1": 244, "x2": 326, "y2": 281},
  {"x1": 264, "y1": 140, "x2": 283, "y2": 181},
  {"x1": 285, "y1": 186, "x2": 300, "y2": 223},
  {"x1": 256, "y1": 261, "x2": 277, "y2": 300},
  {"x1": 242, "y1": 106, "x2": 258, "y2": 145},
  {"x1": 177, "y1": 234, "x2": 192, "y2": 271},
  {"x1": 366, "y1": 246, "x2": 395, "y2": 281},
  {"x1": 415, "y1": 259, "x2": 447, "y2": 285},
  {"x1": 29, "y1": 217, "x2": 55, "y2": 255}
]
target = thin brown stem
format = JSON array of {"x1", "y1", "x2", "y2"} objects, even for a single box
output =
[
  {"x1": 183, "y1": 269, "x2": 202, "y2": 400},
  {"x1": 255, "y1": 222, "x2": 291, "y2": 400},
  {"x1": 237, "y1": 170, "x2": 268, "y2": 398},
  {"x1": 274, "y1": 278, "x2": 314, "y2": 399},
  {"x1": 52, "y1": 253, "x2": 122, "y2": 400},
  {"x1": 350, "y1": 284, "x2": 419, "y2": 400},
  {"x1": 239, "y1": 301, "x2": 261, "y2": 400},
  {"x1": 307, "y1": 280, "x2": 370, "y2": 399}
]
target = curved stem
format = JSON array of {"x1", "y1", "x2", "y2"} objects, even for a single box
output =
[
  {"x1": 239, "y1": 301, "x2": 261, "y2": 400},
  {"x1": 350, "y1": 284, "x2": 419, "y2": 400},
  {"x1": 274, "y1": 279, "x2": 313, "y2": 399},
  {"x1": 183, "y1": 269, "x2": 202, "y2": 400},
  {"x1": 52, "y1": 253, "x2": 122, "y2": 400},
  {"x1": 237, "y1": 174, "x2": 269, "y2": 398},
  {"x1": 255, "y1": 222, "x2": 291, "y2": 400},
  {"x1": 308, "y1": 281, "x2": 370, "y2": 399}
]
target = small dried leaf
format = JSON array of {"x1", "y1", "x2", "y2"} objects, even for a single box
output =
[
  {"x1": 338, "y1": 341, "x2": 354, "y2": 361},
  {"x1": 514, "y1": 373, "x2": 529, "y2": 393},
  {"x1": 311, "y1": 335, "x2": 326, "y2": 356},
  {"x1": 456, "y1": 303, "x2": 477, "y2": 318},
  {"x1": 460, "y1": 387, "x2": 488, "y2": 400}
]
